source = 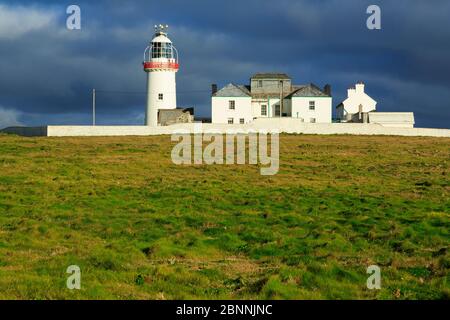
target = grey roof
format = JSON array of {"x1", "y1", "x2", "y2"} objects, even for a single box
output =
[
  {"x1": 213, "y1": 82, "x2": 330, "y2": 98},
  {"x1": 213, "y1": 83, "x2": 251, "y2": 97},
  {"x1": 290, "y1": 84, "x2": 330, "y2": 97},
  {"x1": 237, "y1": 85, "x2": 251, "y2": 95},
  {"x1": 250, "y1": 73, "x2": 291, "y2": 80}
]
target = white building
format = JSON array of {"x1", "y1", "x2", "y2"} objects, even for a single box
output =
[
  {"x1": 212, "y1": 73, "x2": 332, "y2": 124},
  {"x1": 336, "y1": 82, "x2": 376, "y2": 121},
  {"x1": 336, "y1": 82, "x2": 415, "y2": 128}
]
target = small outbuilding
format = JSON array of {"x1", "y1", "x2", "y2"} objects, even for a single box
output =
[
  {"x1": 336, "y1": 82, "x2": 376, "y2": 121},
  {"x1": 336, "y1": 82, "x2": 415, "y2": 128},
  {"x1": 158, "y1": 108, "x2": 194, "y2": 126}
]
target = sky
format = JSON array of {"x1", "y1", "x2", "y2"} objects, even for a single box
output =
[{"x1": 0, "y1": 0, "x2": 449, "y2": 128}]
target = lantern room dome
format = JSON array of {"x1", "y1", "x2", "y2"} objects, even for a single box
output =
[{"x1": 152, "y1": 34, "x2": 172, "y2": 43}]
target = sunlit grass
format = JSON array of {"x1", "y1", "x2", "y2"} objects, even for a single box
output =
[{"x1": 0, "y1": 133, "x2": 448, "y2": 299}]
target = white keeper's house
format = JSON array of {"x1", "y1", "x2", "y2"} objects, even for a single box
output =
[
  {"x1": 211, "y1": 73, "x2": 332, "y2": 124},
  {"x1": 336, "y1": 81, "x2": 415, "y2": 128},
  {"x1": 336, "y1": 81, "x2": 377, "y2": 120}
]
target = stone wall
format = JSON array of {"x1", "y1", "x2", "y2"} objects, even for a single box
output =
[{"x1": 3, "y1": 118, "x2": 449, "y2": 137}]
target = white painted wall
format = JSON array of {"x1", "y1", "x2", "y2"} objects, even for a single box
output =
[
  {"x1": 369, "y1": 112, "x2": 415, "y2": 128},
  {"x1": 30, "y1": 121, "x2": 450, "y2": 137},
  {"x1": 291, "y1": 97, "x2": 332, "y2": 123},
  {"x1": 268, "y1": 98, "x2": 281, "y2": 118},
  {"x1": 215, "y1": 96, "x2": 330, "y2": 123},
  {"x1": 250, "y1": 98, "x2": 290, "y2": 119},
  {"x1": 212, "y1": 97, "x2": 252, "y2": 124},
  {"x1": 146, "y1": 70, "x2": 177, "y2": 126},
  {"x1": 338, "y1": 83, "x2": 376, "y2": 120},
  {"x1": 252, "y1": 100, "x2": 269, "y2": 119}
]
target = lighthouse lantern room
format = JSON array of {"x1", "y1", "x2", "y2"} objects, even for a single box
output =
[{"x1": 143, "y1": 24, "x2": 179, "y2": 126}]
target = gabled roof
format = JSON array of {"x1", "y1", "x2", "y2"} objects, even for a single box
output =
[
  {"x1": 237, "y1": 85, "x2": 251, "y2": 95},
  {"x1": 251, "y1": 73, "x2": 291, "y2": 80},
  {"x1": 213, "y1": 83, "x2": 251, "y2": 97},
  {"x1": 214, "y1": 82, "x2": 330, "y2": 98},
  {"x1": 289, "y1": 84, "x2": 330, "y2": 97}
]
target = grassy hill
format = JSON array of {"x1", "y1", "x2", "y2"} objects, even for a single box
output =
[{"x1": 0, "y1": 133, "x2": 448, "y2": 299}]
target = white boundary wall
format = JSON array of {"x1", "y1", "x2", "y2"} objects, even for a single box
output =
[{"x1": 3, "y1": 119, "x2": 450, "y2": 137}]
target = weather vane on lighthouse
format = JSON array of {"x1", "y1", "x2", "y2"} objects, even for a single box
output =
[
  {"x1": 154, "y1": 24, "x2": 169, "y2": 35},
  {"x1": 143, "y1": 24, "x2": 179, "y2": 126}
]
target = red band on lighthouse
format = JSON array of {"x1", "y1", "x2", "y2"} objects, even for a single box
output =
[{"x1": 143, "y1": 61, "x2": 179, "y2": 71}]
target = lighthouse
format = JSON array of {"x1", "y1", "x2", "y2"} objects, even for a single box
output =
[{"x1": 143, "y1": 25, "x2": 179, "y2": 126}]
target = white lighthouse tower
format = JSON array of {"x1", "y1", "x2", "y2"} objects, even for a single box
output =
[{"x1": 143, "y1": 24, "x2": 179, "y2": 126}]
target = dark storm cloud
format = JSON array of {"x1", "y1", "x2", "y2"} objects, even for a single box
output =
[{"x1": 0, "y1": 0, "x2": 449, "y2": 128}]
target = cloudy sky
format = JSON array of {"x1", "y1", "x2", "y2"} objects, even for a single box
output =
[{"x1": 0, "y1": 0, "x2": 449, "y2": 128}]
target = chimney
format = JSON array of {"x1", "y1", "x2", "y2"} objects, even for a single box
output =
[
  {"x1": 211, "y1": 84, "x2": 218, "y2": 96},
  {"x1": 323, "y1": 84, "x2": 331, "y2": 96},
  {"x1": 355, "y1": 81, "x2": 365, "y2": 93},
  {"x1": 347, "y1": 86, "x2": 356, "y2": 97}
]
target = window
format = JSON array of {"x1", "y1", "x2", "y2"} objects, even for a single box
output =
[
  {"x1": 258, "y1": 80, "x2": 263, "y2": 88},
  {"x1": 229, "y1": 100, "x2": 235, "y2": 110},
  {"x1": 261, "y1": 105, "x2": 267, "y2": 116},
  {"x1": 275, "y1": 104, "x2": 281, "y2": 116},
  {"x1": 309, "y1": 101, "x2": 315, "y2": 110},
  {"x1": 310, "y1": 118, "x2": 316, "y2": 123},
  {"x1": 228, "y1": 118, "x2": 234, "y2": 124},
  {"x1": 158, "y1": 93, "x2": 163, "y2": 100},
  {"x1": 240, "y1": 118, "x2": 245, "y2": 124},
  {"x1": 151, "y1": 42, "x2": 173, "y2": 59}
]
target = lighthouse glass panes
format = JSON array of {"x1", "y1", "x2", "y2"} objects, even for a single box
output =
[{"x1": 151, "y1": 42, "x2": 173, "y2": 59}]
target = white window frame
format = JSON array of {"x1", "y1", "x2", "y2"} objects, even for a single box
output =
[
  {"x1": 261, "y1": 105, "x2": 267, "y2": 116},
  {"x1": 309, "y1": 101, "x2": 315, "y2": 110},
  {"x1": 229, "y1": 100, "x2": 235, "y2": 110},
  {"x1": 239, "y1": 118, "x2": 245, "y2": 124},
  {"x1": 158, "y1": 93, "x2": 163, "y2": 100},
  {"x1": 310, "y1": 118, "x2": 316, "y2": 123},
  {"x1": 228, "y1": 118, "x2": 234, "y2": 124}
]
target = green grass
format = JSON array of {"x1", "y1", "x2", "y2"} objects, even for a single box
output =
[{"x1": 0, "y1": 133, "x2": 448, "y2": 299}]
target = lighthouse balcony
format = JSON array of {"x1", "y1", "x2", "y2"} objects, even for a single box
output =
[
  {"x1": 143, "y1": 41, "x2": 179, "y2": 72},
  {"x1": 143, "y1": 61, "x2": 179, "y2": 71}
]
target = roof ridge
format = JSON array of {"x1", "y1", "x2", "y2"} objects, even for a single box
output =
[{"x1": 232, "y1": 83, "x2": 251, "y2": 96}]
